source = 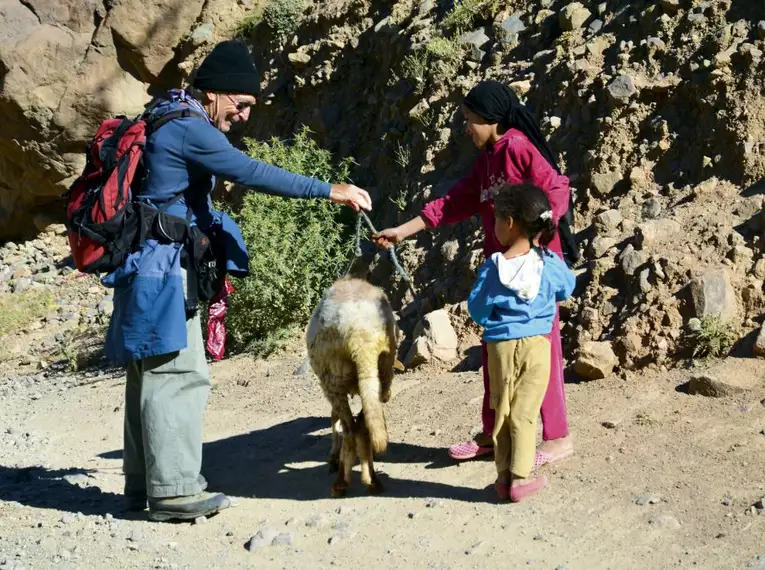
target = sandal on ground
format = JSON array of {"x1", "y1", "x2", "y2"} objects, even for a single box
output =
[
  {"x1": 448, "y1": 440, "x2": 494, "y2": 461},
  {"x1": 533, "y1": 448, "x2": 574, "y2": 469},
  {"x1": 510, "y1": 474, "x2": 548, "y2": 503}
]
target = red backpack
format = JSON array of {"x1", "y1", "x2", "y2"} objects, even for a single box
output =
[{"x1": 65, "y1": 107, "x2": 205, "y2": 274}]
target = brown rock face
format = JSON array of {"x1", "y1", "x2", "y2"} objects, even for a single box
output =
[{"x1": 0, "y1": 0, "x2": 210, "y2": 240}]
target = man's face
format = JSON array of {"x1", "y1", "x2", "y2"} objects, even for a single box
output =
[{"x1": 210, "y1": 92, "x2": 256, "y2": 132}]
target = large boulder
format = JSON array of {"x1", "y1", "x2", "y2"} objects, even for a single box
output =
[
  {"x1": 404, "y1": 309, "x2": 459, "y2": 368},
  {"x1": 574, "y1": 341, "x2": 617, "y2": 380},
  {"x1": 0, "y1": 0, "x2": 215, "y2": 240}
]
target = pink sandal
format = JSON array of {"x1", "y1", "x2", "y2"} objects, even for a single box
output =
[
  {"x1": 510, "y1": 474, "x2": 548, "y2": 503},
  {"x1": 448, "y1": 440, "x2": 494, "y2": 461},
  {"x1": 533, "y1": 448, "x2": 573, "y2": 468}
]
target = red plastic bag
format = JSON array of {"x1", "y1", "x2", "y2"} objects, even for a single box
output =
[{"x1": 206, "y1": 277, "x2": 235, "y2": 361}]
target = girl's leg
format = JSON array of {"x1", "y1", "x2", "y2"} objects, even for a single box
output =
[
  {"x1": 480, "y1": 340, "x2": 496, "y2": 441},
  {"x1": 537, "y1": 309, "x2": 574, "y2": 462}
]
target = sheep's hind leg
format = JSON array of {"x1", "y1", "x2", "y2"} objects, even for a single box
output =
[{"x1": 329, "y1": 411, "x2": 341, "y2": 474}]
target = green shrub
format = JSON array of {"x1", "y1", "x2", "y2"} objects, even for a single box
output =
[
  {"x1": 225, "y1": 127, "x2": 356, "y2": 355},
  {"x1": 0, "y1": 290, "x2": 54, "y2": 337},
  {"x1": 401, "y1": 50, "x2": 430, "y2": 92},
  {"x1": 234, "y1": 8, "x2": 264, "y2": 38},
  {"x1": 685, "y1": 315, "x2": 737, "y2": 360},
  {"x1": 441, "y1": 0, "x2": 504, "y2": 33},
  {"x1": 263, "y1": 0, "x2": 305, "y2": 37}
]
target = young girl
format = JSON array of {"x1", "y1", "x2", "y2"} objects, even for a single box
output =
[
  {"x1": 375, "y1": 80, "x2": 575, "y2": 466},
  {"x1": 468, "y1": 183, "x2": 575, "y2": 501}
]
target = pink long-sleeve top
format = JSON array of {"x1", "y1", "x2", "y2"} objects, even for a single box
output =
[{"x1": 420, "y1": 129, "x2": 570, "y2": 259}]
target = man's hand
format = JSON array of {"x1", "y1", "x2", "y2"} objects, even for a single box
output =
[{"x1": 329, "y1": 184, "x2": 372, "y2": 212}]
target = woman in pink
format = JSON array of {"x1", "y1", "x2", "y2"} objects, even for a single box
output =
[{"x1": 375, "y1": 80, "x2": 576, "y2": 466}]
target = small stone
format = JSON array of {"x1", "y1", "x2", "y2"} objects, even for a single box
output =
[
  {"x1": 500, "y1": 13, "x2": 526, "y2": 45},
  {"x1": 465, "y1": 540, "x2": 484, "y2": 555},
  {"x1": 425, "y1": 498, "x2": 444, "y2": 508},
  {"x1": 288, "y1": 51, "x2": 312, "y2": 65},
  {"x1": 246, "y1": 528, "x2": 279, "y2": 551},
  {"x1": 293, "y1": 359, "x2": 311, "y2": 376},
  {"x1": 646, "y1": 37, "x2": 667, "y2": 52},
  {"x1": 636, "y1": 219, "x2": 682, "y2": 249},
  {"x1": 588, "y1": 19, "x2": 603, "y2": 34},
  {"x1": 688, "y1": 362, "x2": 760, "y2": 398},
  {"x1": 559, "y1": 2, "x2": 592, "y2": 31},
  {"x1": 722, "y1": 496, "x2": 733, "y2": 507},
  {"x1": 60, "y1": 513, "x2": 75, "y2": 525},
  {"x1": 460, "y1": 28, "x2": 490, "y2": 62},
  {"x1": 642, "y1": 198, "x2": 662, "y2": 220},
  {"x1": 649, "y1": 514, "x2": 680, "y2": 529},
  {"x1": 194, "y1": 516, "x2": 207, "y2": 525},
  {"x1": 754, "y1": 328, "x2": 765, "y2": 359},
  {"x1": 272, "y1": 532, "x2": 293, "y2": 546},
  {"x1": 607, "y1": 75, "x2": 638, "y2": 104},
  {"x1": 602, "y1": 420, "x2": 620, "y2": 429},
  {"x1": 408, "y1": 512, "x2": 418, "y2": 519},
  {"x1": 689, "y1": 267, "x2": 737, "y2": 321},
  {"x1": 594, "y1": 209, "x2": 622, "y2": 235},
  {"x1": 636, "y1": 493, "x2": 662, "y2": 506},
  {"x1": 190, "y1": 23, "x2": 214, "y2": 46},
  {"x1": 591, "y1": 170, "x2": 623, "y2": 196},
  {"x1": 758, "y1": 21, "x2": 765, "y2": 40},
  {"x1": 620, "y1": 245, "x2": 646, "y2": 276}
]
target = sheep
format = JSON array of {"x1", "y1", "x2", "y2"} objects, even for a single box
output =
[{"x1": 306, "y1": 276, "x2": 398, "y2": 497}]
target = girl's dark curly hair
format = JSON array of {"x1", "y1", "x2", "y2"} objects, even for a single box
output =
[{"x1": 493, "y1": 182, "x2": 557, "y2": 246}]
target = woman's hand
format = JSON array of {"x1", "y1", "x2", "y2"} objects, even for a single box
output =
[
  {"x1": 372, "y1": 227, "x2": 405, "y2": 250},
  {"x1": 329, "y1": 184, "x2": 372, "y2": 212}
]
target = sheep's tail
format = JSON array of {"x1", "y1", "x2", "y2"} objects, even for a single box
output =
[{"x1": 355, "y1": 354, "x2": 388, "y2": 455}]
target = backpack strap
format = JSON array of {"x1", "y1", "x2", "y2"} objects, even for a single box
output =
[
  {"x1": 100, "y1": 118, "x2": 136, "y2": 173},
  {"x1": 145, "y1": 107, "x2": 208, "y2": 135}
]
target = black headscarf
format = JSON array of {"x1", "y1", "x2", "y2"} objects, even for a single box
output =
[
  {"x1": 463, "y1": 80, "x2": 560, "y2": 174},
  {"x1": 464, "y1": 80, "x2": 581, "y2": 267}
]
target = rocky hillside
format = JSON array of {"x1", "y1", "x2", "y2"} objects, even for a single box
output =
[
  {"x1": 2, "y1": 0, "x2": 765, "y2": 375},
  {"x1": 220, "y1": 0, "x2": 765, "y2": 373}
]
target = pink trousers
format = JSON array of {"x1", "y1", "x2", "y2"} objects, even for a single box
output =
[{"x1": 481, "y1": 309, "x2": 569, "y2": 441}]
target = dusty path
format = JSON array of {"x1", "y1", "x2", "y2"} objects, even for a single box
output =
[{"x1": 2, "y1": 347, "x2": 765, "y2": 570}]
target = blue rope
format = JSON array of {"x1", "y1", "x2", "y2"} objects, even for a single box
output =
[{"x1": 345, "y1": 210, "x2": 417, "y2": 299}]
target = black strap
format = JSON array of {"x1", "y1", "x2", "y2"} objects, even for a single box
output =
[
  {"x1": 101, "y1": 119, "x2": 135, "y2": 172},
  {"x1": 145, "y1": 107, "x2": 208, "y2": 135}
]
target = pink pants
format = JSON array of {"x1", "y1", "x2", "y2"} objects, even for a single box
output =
[{"x1": 481, "y1": 309, "x2": 569, "y2": 441}]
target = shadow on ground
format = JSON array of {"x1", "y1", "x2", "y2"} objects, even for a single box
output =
[
  {"x1": 97, "y1": 416, "x2": 495, "y2": 504},
  {"x1": 0, "y1": 465, "x2": 135, "y2": 519}
]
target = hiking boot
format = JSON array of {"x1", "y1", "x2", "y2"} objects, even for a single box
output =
[{"x1": 147, "y1": 492, "x2": 231, "y2": 522}]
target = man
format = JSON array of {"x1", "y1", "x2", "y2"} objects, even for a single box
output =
[{"x1": 103, "y1": 40, "x2": 371, "y2": 522}]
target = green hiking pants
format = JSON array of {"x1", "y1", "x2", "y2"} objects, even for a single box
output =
[{"x1": 123, "y1": 288, "x2": 211, "y2": 499}]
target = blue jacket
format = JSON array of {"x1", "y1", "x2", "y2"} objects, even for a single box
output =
[
  {"x1": 467, "y1": 248, "x2": 575, "y2": 342},
  {"x1": 103, "y1": 90, "x2": 333, "y2": 364}
]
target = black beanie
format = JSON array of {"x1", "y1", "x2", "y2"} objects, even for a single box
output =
[{"x1": 193, "y1": 40, "x2": 261, "y2": 97}]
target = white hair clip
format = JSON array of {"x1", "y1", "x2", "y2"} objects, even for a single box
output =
[{"x1": 540, "y1": 210, "x2": 553, "y2": 221}]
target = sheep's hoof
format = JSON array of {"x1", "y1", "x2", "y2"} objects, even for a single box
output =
[
  {"x1": 367, "y1": 478, "x2": 384, "y2": 495},
  {"x1": 328, "y1": 458, "x2": 340, "y2": 474},
  {"x1": 331, "y1": 483, "x2": 348, "y2": 498}
]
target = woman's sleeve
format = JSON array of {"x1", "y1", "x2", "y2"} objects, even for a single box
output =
[
  {"x1": 181, "y1": 120, "x2": 331, "y2": 199},
  {"x1": 420, "y1": 162, "x2": 482, "y2": 228},
  {"x1": 507, "y1": 140, "x2": 570, "y2": 223}
]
